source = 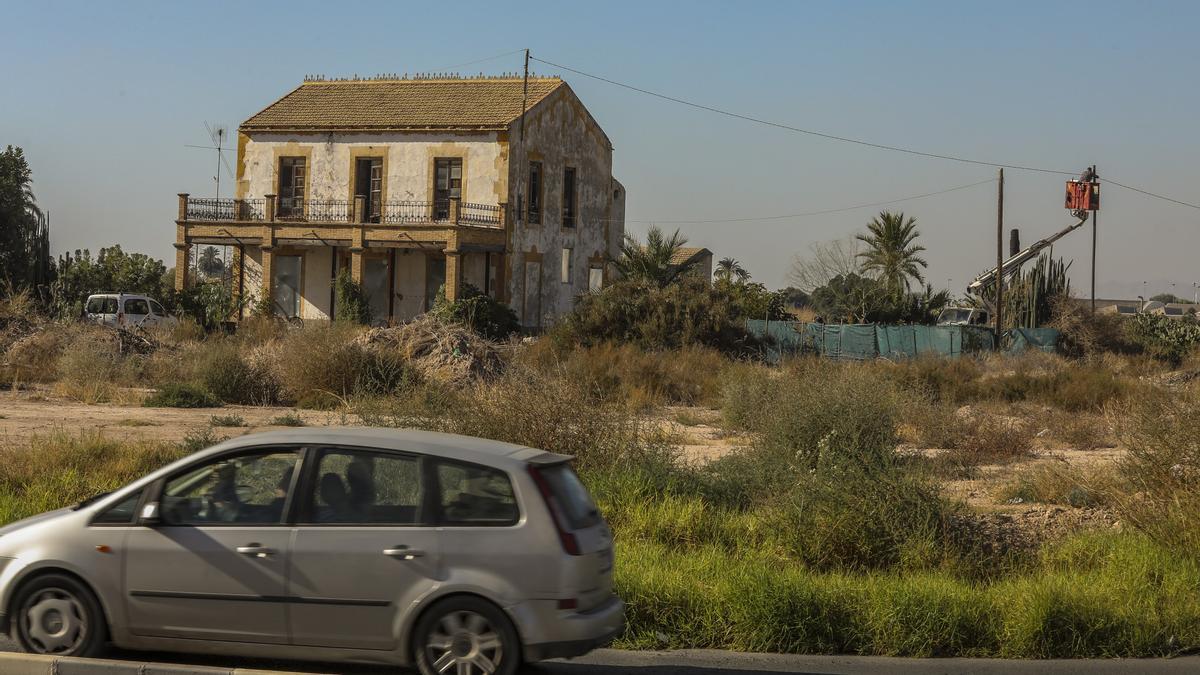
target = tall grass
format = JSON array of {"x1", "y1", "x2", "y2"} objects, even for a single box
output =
[{"x1": 0, "y1": 433, "x2": 184, "y2": 523}]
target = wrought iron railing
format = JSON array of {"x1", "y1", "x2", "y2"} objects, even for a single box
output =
[
  {"x1": 185, "y1": 198, "x2": 267, "y2": 221},
  {"x1": 306, "y1": 199, "x2": 350, "y2": 223},
  {"x1": 460, "y1": 202, "x2": 503, "y2": 228},
  {"x1": 382, "y1": 200, "x2": 434, "y2": 224},
  {"x1": 184, "y1": 195, "x2": 504, "y2": 228},
  {"x1": 186, "y1": 198, "x2": 235, "y2": 221}
]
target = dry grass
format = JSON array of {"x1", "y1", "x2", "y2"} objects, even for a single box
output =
[{"x1": 996, "y1": 462, "x2": 1120, "y2": 508}]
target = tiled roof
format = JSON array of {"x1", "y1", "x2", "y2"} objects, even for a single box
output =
[
  {"x1": 670, "y1": 247, "x2": 710, "y2": 265},
  {"x1": 241, "y1": 76, "x2": 565, "y2": 132}
]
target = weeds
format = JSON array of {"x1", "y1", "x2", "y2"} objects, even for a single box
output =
[
  {"x1": 144, "y1": 383, "x2": 220, "y2": 408},
  {"x1": 209, "y1": 414, "x2": 246, "y2": 427},
  {"x1": 268, "y1": 412, "x2": 305, "y2": 427}
]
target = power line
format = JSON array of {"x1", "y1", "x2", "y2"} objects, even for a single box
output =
[
  {"x1": 529, "y1": 55, "x2": 1075, "y2": 176},
  {"x1": 622, "y1": 177, "x2": 996, "y2": 225},
  {"x1": 431, "y1": 48, "x2": 526, "y2": 73},
  {"x1": 531, "y1": 54, "x2": 1200, "y2": 211}
]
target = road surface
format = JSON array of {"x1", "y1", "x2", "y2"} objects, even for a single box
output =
[{"x1": 2, "y1": 639, "x2": 1199, "y2": 675}]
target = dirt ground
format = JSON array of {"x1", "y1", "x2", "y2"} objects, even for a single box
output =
[{"x1": 1, "y1": 389, "x2": 1124, "y2": 545}]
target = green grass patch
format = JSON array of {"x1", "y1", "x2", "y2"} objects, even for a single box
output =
[
  {"x1": 268, "y1": 412, "x2": 306, "y2": 427},
  {"x1": 143, "y1": 383, "x2": 220, "y2": 408}
]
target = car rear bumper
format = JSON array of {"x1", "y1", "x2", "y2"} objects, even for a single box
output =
[{"x1": 522, "y1": 595, "x2": 625, "y2": 662}]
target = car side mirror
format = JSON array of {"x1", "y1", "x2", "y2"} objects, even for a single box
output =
[{"x1": 139, "y1": 501, "x2": 162, "y2": 526}]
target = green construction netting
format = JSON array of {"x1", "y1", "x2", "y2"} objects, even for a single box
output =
[{"x1": 747, "y1": 321, "x2": 1058, "y2": 361}]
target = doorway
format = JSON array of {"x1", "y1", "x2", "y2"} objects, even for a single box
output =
[
  {"x1": 354, "y1": 158, "x2": 383, "y2": 223},
  {"x1": 272, "y1": 255, "x2": 302, "y2": 319}
]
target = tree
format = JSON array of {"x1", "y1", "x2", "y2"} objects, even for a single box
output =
[
  {"x1": 808, "y1": 273, "x2": 891, "y2": 323},
  {"x1": 855, "y1": 211, "x2": 928, "y2": 297},
  {"x1": 714, "y1": 257, "x2": 750, "y2": 284},
  {"x1": 197, "y1": 246, "x2": 225, "y2": 279},
  {"x1": 610, "y1": 226, "x2": 699, "y2": 288},
  {"x1": 788, "y1": 237, "x2": 861, "y2": 292},
  {"x1": 48, "y1": 246, "x2": 168, "y2": 318},
  {"x1": 0, "y1": 146, "x2": 50, "y2": 290}
]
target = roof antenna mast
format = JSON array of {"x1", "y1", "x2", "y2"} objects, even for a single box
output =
[{"x1": 520, "y1": 48, "x2": 530, "y2": 142}]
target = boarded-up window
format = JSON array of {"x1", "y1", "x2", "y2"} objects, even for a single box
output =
[
  {"x1": 527, "y1": 162, "x2": 542, "y2": 225},
  {"x1": 588, "y1": 267, "x2": 603, "y2": 292},
  {"x1": 561, "y1": 248, "x2": 573, "y2": 284},
  {"x1": 562, "y1": 167, "x2": 577, "y2": 228}
]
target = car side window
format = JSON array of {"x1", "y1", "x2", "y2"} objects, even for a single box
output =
[
  {"x1": 92, "y1": 489, "x2": 143, "y2": 525},
  {"x1": 304, "y1": 449, "x2": 423, "y2": 525},
  {"x1": 125, "y1": 298, "x2": 150, "y2": 315},
  {"x1": 150, "y1": 300, "x2": 166, "y2": 316},
  {"x1": 160, "y1": 450, "x2": 300, "y2": 525},
  {"x1": 436, "y1": 461, "x2": 518, "y2": 526},
  {"x1": 86, "y1": 297, "x2": 106, "y2": 314}
]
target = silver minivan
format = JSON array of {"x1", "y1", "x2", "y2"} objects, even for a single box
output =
[
  {"x1": 0, "y1": 429, "x2": 623, "y2": 675},
  {"x1": 84, "y1": 293, "x2": 177, "y2": 329}
]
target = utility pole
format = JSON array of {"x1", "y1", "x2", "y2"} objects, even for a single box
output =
[
  {"x1": 995, "y1": 168, "x2": 1004, "y2": 347},
  {"x1": 1090, "y1": 165, "x2": 1098, "y2": 314}
]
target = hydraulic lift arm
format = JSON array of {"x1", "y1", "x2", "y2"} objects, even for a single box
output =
[{"x1": 966, "y1": 214, "x2": 1088, "y2": 300}]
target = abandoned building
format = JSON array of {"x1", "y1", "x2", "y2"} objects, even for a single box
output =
[{"x1": 174, "y1": 74, "x2": 625, "y2": 327}]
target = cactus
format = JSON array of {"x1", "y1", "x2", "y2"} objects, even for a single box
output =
[{"x1": 1003, "y1": 254, "x2": 1071, "y2": 329}]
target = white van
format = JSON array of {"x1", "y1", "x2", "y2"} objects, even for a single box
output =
[{"x1": 84, "y1": 293, "x2": 178, "y2": 329}]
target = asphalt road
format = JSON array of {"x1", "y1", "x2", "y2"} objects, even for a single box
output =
[{"x1": 3, "y1": 639, "x2": 1200, "y2": 675}]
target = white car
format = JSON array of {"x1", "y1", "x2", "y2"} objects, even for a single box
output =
[{"x1": 84, "y1": 293, "x2": 177, "y2": 329}]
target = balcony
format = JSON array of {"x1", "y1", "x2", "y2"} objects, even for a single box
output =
[{"x1": 179, "y1": 194, "x2": 507, "y2": 230}]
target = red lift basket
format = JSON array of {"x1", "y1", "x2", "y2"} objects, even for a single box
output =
[{"x1": 1065, "y1": 180, "x2": 1100, "y2": 211}]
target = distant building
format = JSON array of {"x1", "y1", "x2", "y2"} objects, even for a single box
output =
[
  {"x1": 1077, "y1": 297, "x2": 1199, "y2": 319},
  {"x1": 670, "y1": 247, "x2": 713, "y2": 281},
  {"x1": 173, "y1": 74, "x2": 625, "y2": 329}
]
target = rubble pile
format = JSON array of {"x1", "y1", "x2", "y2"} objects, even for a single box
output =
[{"x1": 356, "y1": 315, "x2": 505, "y2": 385}]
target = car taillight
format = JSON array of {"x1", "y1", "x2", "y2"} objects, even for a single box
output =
[{"x1": 528, "y1": 465, "x2": 581, "y2": 556}]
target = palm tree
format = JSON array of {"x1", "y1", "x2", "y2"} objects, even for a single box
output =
[
  {"x1": 611, "y1": 226, "x2": 698, "y2": 287},
  {"x1": 197, "y1": 246, "x2": 224, "y2": 279},
  {"x1": 714, "y1": 257, "x2": 750, "y2": 284},
  {"x1": 856, "y1": 211, "x2": 928, "y2": 296}
]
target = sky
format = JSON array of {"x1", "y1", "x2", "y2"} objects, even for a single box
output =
[{"x1": 3, "y1": 0, "x2": 1199, "y2": 299}]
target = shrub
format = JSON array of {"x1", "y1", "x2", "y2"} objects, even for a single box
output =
[
  {"x1": 522, "y1": 341, "x2": 726, "y2": 409},
  {"x1": 144, "y1": 382, "x2": 220, "y2": 408},
  {"x1": 1124, "y1": 312, "x2": 1200, "y2": 365},
  {"x1": 209, "y1": 414, "x2": 246, "y2": 427},
  {"x1": 273, "y1": 323, "x2": 369, "y2": 404},
  {"x1": 997, "y1": 464, "x2": 1117, "y2": 508},
  {"x1": 195, "y1": 339, "x2": 280, "y2": 405},
  {"x1": 560, "y1": 277, "x2": 762, "y2": 355},
  {"x1": 334, "y1": 269, "x2": 371, "y2": 325},
  {"x1": 1114, "y1": 388, "x2": 1200, "y2": 552},
  {"x1": 430, "y1": 284, "x2": 520, "y2": 341},
  {"x1": 54, "y1": 326, "x2": 130, "y2": 403},
  {"x1": 268, "y1": 412, "x2": 305, "y2": 427}
]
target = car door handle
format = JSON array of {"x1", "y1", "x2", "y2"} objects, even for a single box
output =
[
  {"x1": 236, "y1": 544, "x2": 276, "y2": 558},
  {"x1": 383, "y1": 547, "x2": 426, "y2": 560}
]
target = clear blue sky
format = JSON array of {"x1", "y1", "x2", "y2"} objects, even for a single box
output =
[{"x1": 4, "y1": 0, "x2": 1198, "y2": 298}]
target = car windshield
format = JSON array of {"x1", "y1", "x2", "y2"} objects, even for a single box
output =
[{"x1": 72, "y1": 491, "x2": 111, "y2": 510}]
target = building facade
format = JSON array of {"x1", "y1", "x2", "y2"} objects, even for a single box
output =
[{"x1": 174, "y1": 74, "x2": 624, "y2": 327}]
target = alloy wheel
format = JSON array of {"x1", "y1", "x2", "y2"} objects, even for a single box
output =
[{"x1": 423, "y1": 609, "x2": 505, "y2": 675}]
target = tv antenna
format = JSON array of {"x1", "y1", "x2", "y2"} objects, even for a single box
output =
[{"x1": 184, "y1": 122, "x2": 235, "y2": 200}]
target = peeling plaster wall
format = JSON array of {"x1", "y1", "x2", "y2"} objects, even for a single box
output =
[
  {"x1": 241, "y1": 247, "x2": 264, "y2": 317},
  {"x1": 394, "y1": 250, "x2": 427, "y2": 321},
  {"x1": 240, "y1": 132, "x2": 505, "y2": 205},
  {"x1": 506, "y1": 86, "x2": 624, "y2": 327}
]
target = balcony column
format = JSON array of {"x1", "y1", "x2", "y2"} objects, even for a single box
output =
[
  {"x1": 443, "y1": 231, "x2": 461, "y2": 302},
  {"x1": 173, "y1": 242, "x2": 190, "y2": 291},
  {"x1": 260, "y1": 245, "x2": 275, "y2": 314},
  {"x1": 177, "y1": 193, "x2": 189, "y2": 221},
  {"x1": 498, "y1": 201, "x2": 508, "y2": 230},
  {"x1": 233, "y1": 198, "x2": 245, "y2": 221},
  {"x1": 449, "y1": 196, "x2": 460, "y2": 225},
  {"x1": 264, "y1": 193, "x2": 277, "y2": 222}
]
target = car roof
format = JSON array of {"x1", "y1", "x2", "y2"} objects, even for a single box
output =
[{"x1": 198, "y1": 427, "x2": 567, "y2": 468}]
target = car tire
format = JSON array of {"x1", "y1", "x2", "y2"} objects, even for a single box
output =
[
  {"x1": 413, "y1": 596, "x2": 520, "y2": 675},
  {"x1": 12, "y1": 573, "x2": 108, "y2": 658}
]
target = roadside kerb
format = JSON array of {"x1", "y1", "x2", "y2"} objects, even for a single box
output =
[{"x1": 0, "y1": 652, "x2": 334, "y2": 675}]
